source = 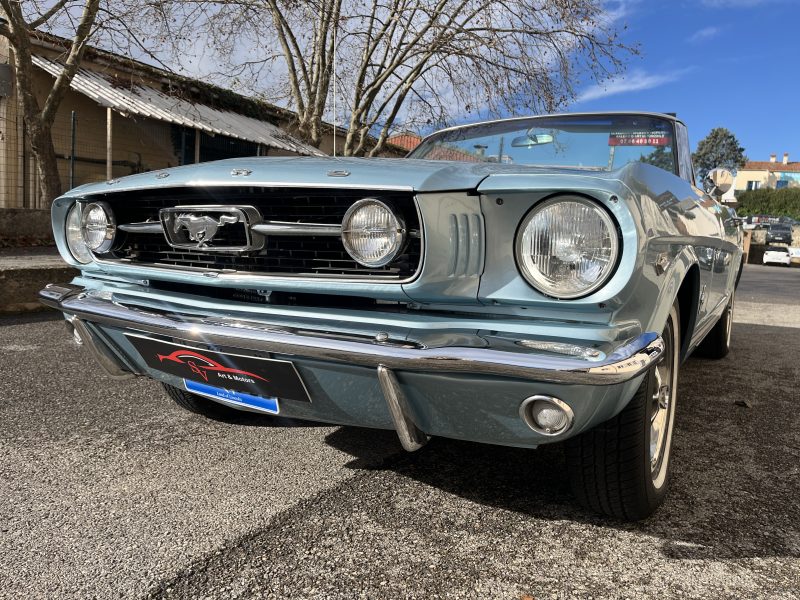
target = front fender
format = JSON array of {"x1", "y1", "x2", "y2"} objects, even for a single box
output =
[{"x1": 653, "y1": 247, "x2": 701, "y2": 363}]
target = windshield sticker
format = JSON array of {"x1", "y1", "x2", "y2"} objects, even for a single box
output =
[{"x1": 609, "y1": 132, "x2": 671, "y2": 147}]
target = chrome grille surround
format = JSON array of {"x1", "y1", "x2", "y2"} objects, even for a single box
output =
[{"x1": 85, "y1": 186, "x2": 423, "y2": 281}]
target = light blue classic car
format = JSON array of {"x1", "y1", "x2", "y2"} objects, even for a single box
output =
[{"x1": 41, "y1": 112, "x2": 742, "y2": 520}]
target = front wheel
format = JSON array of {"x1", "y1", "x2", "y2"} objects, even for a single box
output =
[
  {"x1": 696, "y1": 290, "x2": 734, "y2": 359},
  {"x1": 566, "y1": 302, "x2": 680, "y2": 521},
  {"x1": 162, "y1": 383, "x2": 243, "y2": 419}
]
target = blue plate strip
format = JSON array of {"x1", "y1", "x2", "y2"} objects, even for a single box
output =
[{"x1": 184, "y1": 379, "x2": 279, "y2": 414}]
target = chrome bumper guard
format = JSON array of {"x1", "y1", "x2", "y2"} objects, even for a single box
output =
[{"x1": 40, "y1": 283, "x2": 664, "y2": 451}]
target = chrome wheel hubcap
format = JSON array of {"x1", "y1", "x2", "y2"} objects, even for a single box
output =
[
  {"x1": 725, "y1": 296, "x2": 734, "y2": 346},
  {"x1": 650, "y1": 367, "x2": 670, "y2": 473},
  {"x1": 649, "y1": 316, "x2": 676, "y2": 485}
]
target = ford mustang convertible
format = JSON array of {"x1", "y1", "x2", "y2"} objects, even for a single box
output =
[{"x1": 41, "y1": 112, "x2": 742, "y2": 520}]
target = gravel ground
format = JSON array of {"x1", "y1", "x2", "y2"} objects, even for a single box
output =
[{"x1": 1, "y1": 265, "x2": 798, "y2": 599}]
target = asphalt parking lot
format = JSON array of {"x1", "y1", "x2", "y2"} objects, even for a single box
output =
[{"x1": 1, "y1": 264, "x2": 798, "y2": 599}]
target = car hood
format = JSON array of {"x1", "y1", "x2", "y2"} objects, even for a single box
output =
[{"x1": 61, "y1": 156, "x2": 620, "y2": 197}]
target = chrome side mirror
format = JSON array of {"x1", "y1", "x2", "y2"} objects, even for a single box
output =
[{"x1": 703, "y1": 168, "x2": 734, "y2": 199}]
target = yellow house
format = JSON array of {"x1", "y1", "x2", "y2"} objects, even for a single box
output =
[{"x1": 734, "y1": 153, "x2": 800, "y2": 191}]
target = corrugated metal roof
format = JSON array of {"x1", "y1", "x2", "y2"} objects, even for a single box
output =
[{"x1": 32, "y1": 55, "x2": 324, "y2": 156}]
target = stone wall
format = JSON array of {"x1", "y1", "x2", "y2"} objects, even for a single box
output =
[{"x1": 0, "y1": 209, "x2": 53, "y2": 247}]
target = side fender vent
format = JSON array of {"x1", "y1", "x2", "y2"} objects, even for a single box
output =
[{"x1": 447, "y1": 212, "x2": 485, "y2": 278}]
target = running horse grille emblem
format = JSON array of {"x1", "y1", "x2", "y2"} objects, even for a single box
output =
[
  {"x1": 159, "y1": 206, "x2": 264, "y2": 252},
  {"x1": 173, "y1": 213, "x2": 240, "y2": 246}
]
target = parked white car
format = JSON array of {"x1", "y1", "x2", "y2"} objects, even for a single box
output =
[
  {"x1": 763, "y1": 246, "x2": 791, "y2": 266},
  {"x1": 790, "y1": 247, "x2": 800, "y2": 266}
]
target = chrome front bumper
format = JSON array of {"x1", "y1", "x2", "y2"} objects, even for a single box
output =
[
  {"x1": 40, "y1": 284, "x2": 664, "y2": 387},
  {"x1": 40, "y1": 283, "x2": 663, "y2": 451}
]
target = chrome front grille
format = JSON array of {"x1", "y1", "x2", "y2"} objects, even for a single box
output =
[{"x1": 88, "y1": 187, "x2": 422, "y2": 280}]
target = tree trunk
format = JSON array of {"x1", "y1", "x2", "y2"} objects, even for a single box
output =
[
  {"x1": 295, "y1": 114, "x2": 322, "y2": 149},
  {"x1": 1, "y1": 0, "x2": 100, "y2": 203},
  {"x1": 26, "y1": 119, "x2": 62, "y2": 205}
]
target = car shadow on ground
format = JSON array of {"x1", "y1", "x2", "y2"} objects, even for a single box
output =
[
  {"x1": 195, "y1": 403, "x2": 329, "y2": 428},
  {"x1": 323, "y1": 323, "x2": 800, "y2": 561}
]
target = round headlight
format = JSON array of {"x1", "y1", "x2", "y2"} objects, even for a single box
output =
[
  {"x1": 515, "y1": 196, "x2": 619, "y2": 299},
  {"x1": 65, "y1": 203, "x2": 93, "y2": 264},
  {"x1": 341, "y1": 198, "x2": 405, "y2": 267},
  {"x1": 81, "y1": 202, "x2": 116, "y2": 253}
]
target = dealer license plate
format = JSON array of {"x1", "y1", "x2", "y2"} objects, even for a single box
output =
[
  {"x1": 126, "y1": 334, "x2": 311, "y2": 404},
  {"x1": 183, "y1": 380, "x2": 280, "y2": 414}
]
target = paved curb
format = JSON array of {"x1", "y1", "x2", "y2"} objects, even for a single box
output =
[{"x1": 0, "y1": 252, "x2": 76, "y2": 314}]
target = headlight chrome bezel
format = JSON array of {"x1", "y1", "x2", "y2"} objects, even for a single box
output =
[
  {"x1": 514, "y1": 195, "x2": 621, "y2": 300},
  {"x1": 65, "y1": 203, "x2": 94, "y2": 264},
  {"x1": 341, "y1": 198, "x2": 406, "y2": 268},
  {"x1": 80, "y1": 201, "x2": 117, "y2": 254}
]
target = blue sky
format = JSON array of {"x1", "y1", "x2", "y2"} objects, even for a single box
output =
[{"x1": 572, "y1": 0, "x2": 798, "y2": 160}]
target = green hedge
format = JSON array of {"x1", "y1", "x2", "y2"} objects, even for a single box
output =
[{"x1": 735, "y1": 188, "x2": 800, "y2": 220}]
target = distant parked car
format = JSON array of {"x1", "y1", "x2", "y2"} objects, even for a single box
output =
[
  {"x1": 763, "y1": 246, "x2": 791, "y2": 266},
  {"x1": 790, "y1": 247, "x2": 800, "y2": 266},
  {"x1": 743, "y1": 216, "x2": 772, "y2": 231},
  {"x1": 766, "y1": 224, "x2": 793, "y2": 244}
]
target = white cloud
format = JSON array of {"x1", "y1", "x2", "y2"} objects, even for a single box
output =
[
  {"x1": 576, "y1": 68, "x2": 692, "y2": 103},
  {"x1": 603, "y1": 0, "x2": 641, "y2": 22},
  {"x1": 688, "y1": 26, "x2": 721, "y2": 43}
]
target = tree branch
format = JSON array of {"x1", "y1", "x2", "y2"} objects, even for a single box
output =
[
  {"x1": 28, "y1": 0, "x2": 71, "y2": 30},
  {"x1": 40, "y1": 0, "x2": 101, "y2": 126}
]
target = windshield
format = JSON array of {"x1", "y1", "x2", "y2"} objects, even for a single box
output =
[{"x1": 409, "y1": 114, "x2": 678, "y2": 174}]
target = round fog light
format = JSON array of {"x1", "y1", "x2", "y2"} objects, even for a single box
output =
[
  {"x1": 520, "y1": 395, "x2": 574, "y2": 436},
  {"x1": 341, "y1": 198, "x2": 405, "y2": 267}
]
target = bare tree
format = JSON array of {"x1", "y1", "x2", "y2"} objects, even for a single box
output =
[
  {"x1": 169, "y1": 0, "x2": 635, "y2": 155},
  {"x1": 0, "y1": 0, "x2": 101, "y2": 201},
  {"x1": 0, "y1": 1, "x2": 180, "y2": 203}
]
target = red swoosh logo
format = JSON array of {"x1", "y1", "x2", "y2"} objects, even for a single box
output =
[{"x1": 157, "y1": 349, "x2": 269, "y2": 383}]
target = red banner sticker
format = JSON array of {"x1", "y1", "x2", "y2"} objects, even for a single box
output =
[{"x1": 609, "y1": 132, "x2": 671, "y2": 147}]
